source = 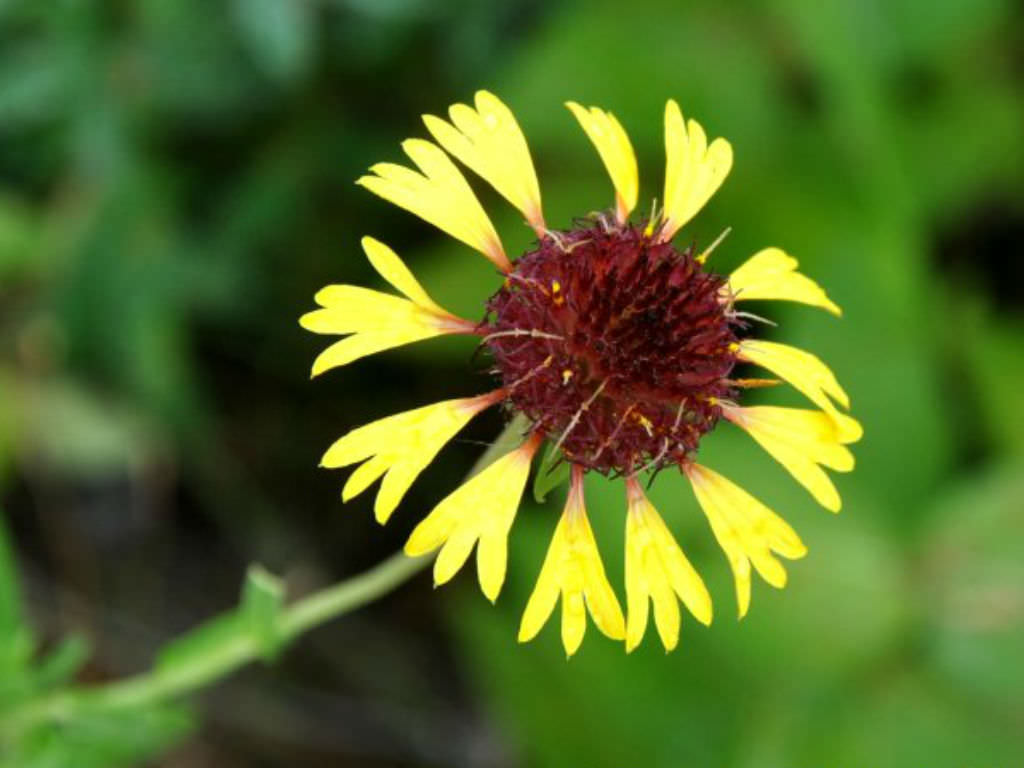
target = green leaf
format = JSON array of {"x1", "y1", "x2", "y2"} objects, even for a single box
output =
[
  {"x1": 3, "y1": 704, "x2": 194, "y2": 768},
  {"x1": 33, "y1": 634, "x2": 90, "y2": 691},
  {"x1": 532, "y1": 441, "x2": 570, "y2": 503},
  {"x1": 154, "y1": 564, "x2": 287, "y2": 674},
  {"x1": 240, "y1": 564, "x2": 286, "y2": 661}
]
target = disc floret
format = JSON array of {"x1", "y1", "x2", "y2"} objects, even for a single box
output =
[{"x1": 485, "y1": 218, "x2": 740, "y2": 475}]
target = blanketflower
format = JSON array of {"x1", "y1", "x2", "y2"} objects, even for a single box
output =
[{"x1": 301, "y1": 91, "x2": 862, "y2": 655}]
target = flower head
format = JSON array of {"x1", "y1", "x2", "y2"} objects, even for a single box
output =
[{"x1": 302, "y1": 91, "x2": 862, "y2": 656}]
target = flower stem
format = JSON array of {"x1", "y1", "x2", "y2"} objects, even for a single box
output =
[{"x1": 1, "y1": 415, "x2": 532, "y2": 743}]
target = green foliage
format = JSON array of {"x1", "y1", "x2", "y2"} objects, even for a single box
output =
[
  {"x1": 240, "y1": 564, "x2": 287, "y2": 661},
  {"x1": 2, "y1": 706, "x2": 194, "y2": 768},
  {"x1": 1, "y1": 508, "x2": 191, "y2": 767},
  {"x1": 531, "y1": 440, "x2": 571, "y2": 503}
]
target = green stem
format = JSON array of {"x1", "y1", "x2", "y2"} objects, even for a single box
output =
[
  {"x1": 2, "y1": 415, "x2": 531, "y2": 742},
  {"x1": 280, "y1": 551, "x2": 429, "y2": 639}
]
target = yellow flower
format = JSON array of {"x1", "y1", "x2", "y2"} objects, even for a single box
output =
[{"x1": 303, "y1": 91, "x2": 862, "y2": 655}]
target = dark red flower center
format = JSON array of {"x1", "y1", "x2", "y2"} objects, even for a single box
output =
[{"x1": 484, "y1": 219, "x2": 740, "y2": 476}]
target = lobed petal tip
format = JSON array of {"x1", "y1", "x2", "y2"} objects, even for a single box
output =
[
  {"x1": 298, "y1": 311, "x2": 318, "y2": 331},
  {"x1": 837, "y1": 416, "x2": 864, "y2": 443},
  {"x1": 399, "y1": 137, "x2": 425, "y2": 154},
  {"x1": 404, "y1": 541, "x2": 424, "y2": 558}
]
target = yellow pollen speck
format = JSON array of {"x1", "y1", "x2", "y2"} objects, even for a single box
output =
[
  {"x1": 728, "y1": 342, "x2": 740, "y2": 352},
  {"x1": 634, "y1": 412, "x2": 654, "y2": 436},
  {"x1": 562, "y1": 369, "x2": 573, "y2": 385},
  {"x1": 551, "y1": 280, "x2": 564, "y2": 306}
]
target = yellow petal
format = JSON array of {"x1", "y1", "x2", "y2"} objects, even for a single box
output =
[
  {"x1": 301, "y1": 240, "x2": 472, "y2": 376},
  {"x1": 341, "y1": 454, "x2": 390, "y2": 501},
  {"x1": 518, "y1": 470, "x2": 624, "y2": 656},
  {"x1": 307, "y1": 321, "x2": 443, "y2": 375},
  {"x1": 434, "y1": 524, "x2": 479, "y2": 587},
  {"x1": 561, "y1": 589, "x2": 587, "y2": 656},
  {"x1": 565, "y1": 101, "x2": 639, "y2": 224},
  {"x1": 579, "y1": 542, "x2": 627, "y2": 643},
  {"x1": 357, "y1": 138, "x2": 510, "y2": 271},
  {"x1": 518, "y1": 535, "x2": 563, "y2": 644},
  {"x1": 361, "y1": 236, "x2": 444, "y2": 313},
  {"x1": 685, "y1": 463, "x2": 806, "y2": 619},
  {"x1": 738, "y1": 339, "x2": 857, "y2": 439},
  {"x1": 624, "y1": 479, "x2": 711, "y2": 652},
  {"x1": 405, "y1": 433, "x2": 540, "y2": 601},
  {"x1": 624, "y1": 511, "x2": 650, "y2": 652},
  {"x1": 423, "y1": 91, "x2": 544, "y2": 235},
  {"x1": 728, "y1": 247, "x2": 841, "y2": 315},
  {"x1": 724, "y1": 405, "x2": 861, "y2": 513},
  {"x1": 643, "y1": 497, "x2": 713, "y2": 627},
  {"x1": 323, "y1": 393, "x2": 500, "y2": 523},
  {"x1": 649, "y1": 567, "x2": 681, "y2": 652},
  {"x1": 305, "y1": 285, "x2": 418, "y2": 332},
  {"x1": 660, "y1": 99, "x2": 733, "y2": 242}
]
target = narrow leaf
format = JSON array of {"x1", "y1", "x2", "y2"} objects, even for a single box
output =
[
  {"x1": 240, "y1": 564, "x2": 286, "y2": 661},
  {"x1": 532, "y1": 441, "x2": 570, "y2": 503}
]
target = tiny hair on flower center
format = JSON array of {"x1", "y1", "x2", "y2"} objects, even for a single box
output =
[{"x1": 484, "y1": 217, "x2": 740, "y2": 475}]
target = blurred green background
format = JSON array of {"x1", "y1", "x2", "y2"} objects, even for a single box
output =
[{"x1": 2, "y1": 0, "x2": 1023, "y2": 765}]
